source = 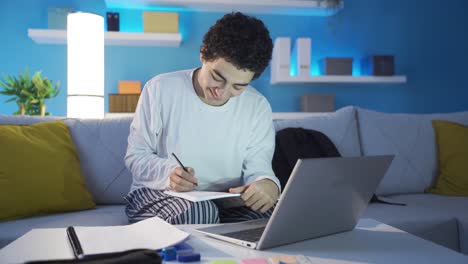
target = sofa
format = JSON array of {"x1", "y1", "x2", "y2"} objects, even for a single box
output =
[{"x1": 0, "y1": 106, "x2": 467, "y2": 256}]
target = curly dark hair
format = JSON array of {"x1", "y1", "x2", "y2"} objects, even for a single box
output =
[{"x1": 201, "y1": 12, "x2": 273, "y2": 80}]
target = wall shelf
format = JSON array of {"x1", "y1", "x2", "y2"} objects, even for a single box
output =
[
  {"x1": 271, "y1": 75, "x2": 407, "y2": 84},
  {"x1": 104, "y1": 0, "x2": 342, "y2": 16},
  {"x1": 27, "y1": 29, "x2": 182, "y2": 47}
]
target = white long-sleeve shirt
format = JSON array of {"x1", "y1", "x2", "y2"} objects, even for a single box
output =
[{"x1": 125, "y1": 69, "x2": 280, "y2": 193}]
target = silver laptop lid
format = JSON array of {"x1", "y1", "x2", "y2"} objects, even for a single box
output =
[{"x1": 257, "y1": 155, "x2": 393, "y2": 250}]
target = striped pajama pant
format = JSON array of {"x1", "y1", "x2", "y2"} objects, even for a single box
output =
[{"x1": 124, "y1": 187, "x2": 273, "y2": 224}]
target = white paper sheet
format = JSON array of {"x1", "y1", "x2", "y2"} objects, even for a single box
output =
[
  {"x1": 75, "y1": 216, "x2": 189, "y2": 255},
  {"x1": 164, "y1": 190, "x2": 241, "y2": 202}
]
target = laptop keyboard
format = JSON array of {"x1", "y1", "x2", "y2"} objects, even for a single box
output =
[{"x1": 221, "y1": 226, "x2": 265, "y2": 242}]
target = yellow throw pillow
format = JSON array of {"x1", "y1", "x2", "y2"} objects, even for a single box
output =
[
  {"x1": 427, "y1": 120, "x2": 468, "y2": 196},
  {"x1": 0, "y1": 121, "x2": 96, "y2": 221}
]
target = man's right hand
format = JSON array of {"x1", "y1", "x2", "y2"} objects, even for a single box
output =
[{"x1": 169, "y1": 167, "x2": 198, "y2": 192}]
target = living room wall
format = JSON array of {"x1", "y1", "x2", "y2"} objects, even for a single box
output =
[{"x1": 0, "y1": 0, "x2": 467, "y2": 116}]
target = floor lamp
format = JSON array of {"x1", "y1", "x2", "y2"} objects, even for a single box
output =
[{"x1": 67, "y1": 12, "x2": 104, "y2": 118}]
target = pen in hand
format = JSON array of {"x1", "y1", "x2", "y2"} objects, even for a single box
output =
[{"x1": 172, "y1": 153, "x2": 198, "y2": 187}]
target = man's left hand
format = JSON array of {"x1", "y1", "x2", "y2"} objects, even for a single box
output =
[{"x1": 229, "y1": 179, "x2": 279, "y2": 213}]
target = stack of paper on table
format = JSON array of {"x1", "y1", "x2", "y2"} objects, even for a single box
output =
[{"x1": 74, "y1": 216, "x2": 189, "y2": 255}]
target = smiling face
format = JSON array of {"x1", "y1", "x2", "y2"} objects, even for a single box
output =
[{"x1": 193, "y1": 57, "x2": 255, "y2": 106}]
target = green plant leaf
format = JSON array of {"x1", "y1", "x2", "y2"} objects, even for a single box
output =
[
  {"x1": 21, "y1": 90, "x2": 32, "y2": 96},
  {"x1": 25, "y1": 67, "x2": 30, "y2": 84}
]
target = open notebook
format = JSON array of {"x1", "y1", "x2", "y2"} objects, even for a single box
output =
[
  {"x1": 73, "y1": 216, "x2": 189, "y2": 255},
  {"x1": 164, "y1": 190, "x2": 241, "y2": 202}
]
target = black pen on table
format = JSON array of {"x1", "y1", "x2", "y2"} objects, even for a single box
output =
[
  {"x1": 66, "y1": 226, "x2": 85, "y2": 259},
  {"x1": 172, "y1": 153, "x2": 198, "y2": 187}
]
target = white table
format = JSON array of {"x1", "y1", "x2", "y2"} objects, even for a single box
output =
[{"x1": 1, "y1": 219, "x2": 467, "y2": 264}]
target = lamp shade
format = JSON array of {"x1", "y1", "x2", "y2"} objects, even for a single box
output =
[{"x1": 67, "y1": 12, "x2": 104, "y2": 118}]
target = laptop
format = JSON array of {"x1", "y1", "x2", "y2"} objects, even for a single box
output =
[{"x1": 194, "y1": 155, "x2": 394, "y2": 250}]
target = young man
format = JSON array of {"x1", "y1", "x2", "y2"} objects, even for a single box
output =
[{"x1": 124, "y1": 12, "x2": 280, "y2": 224}]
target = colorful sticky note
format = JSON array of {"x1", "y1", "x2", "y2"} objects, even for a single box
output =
[
  {"x1": 173, "y1": 242, "x2": 193, "y2": 253},
  {"x1": 161, "y1": 246, "x2": 177, "y2": 261},
  {"x1": 177, "y1": 252, "x2": 201, "y2": 262},
  {"x1": 210, "y1": 260, "x2": 237, "y2": 264},
  {"x1": 270, "y1": 255, "x2": 297, "y2": 264},
  {"x1": 241, "y1": 258, "x2": 269, "y2": 264}
]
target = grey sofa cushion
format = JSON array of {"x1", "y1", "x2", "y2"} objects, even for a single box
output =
[
  {"x1": 460, "y1": 220, "x2": 468, "y2": 255},
  {"x1": 0, "y1": 206, "x2": 127, "y2": 249},
  {"x1": 364, "y1": 194, "x2": 468, "y2": 252},
  {"x1": 357, "y1": 108, "x2": 468, "y2": 195},
  {"x1": 273, "y1": 106, "x2": 361, "y2": 157},
  {"x1": 64, "y1": 117, "x2": 133, "y2": 205}
]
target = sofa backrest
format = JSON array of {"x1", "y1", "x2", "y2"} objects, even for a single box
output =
[
  {"x1": 0, "y1": 114, "x2": 60, "y2": 124},
  {"x1": 1, "y1": 108, "x2": 362, "y2": 206},
  {"x1": 356, "y1": 108, "x2": 468, "y2": 196},
  {"x1": 273, "y1": 106, "x2": 362, "y2": 157},
  {"x1": 63, "y1": 117, "x2": 133, "y2": 205},
  {"x1": 67, "y1": 114, "x2": 358, "y2": 205}
]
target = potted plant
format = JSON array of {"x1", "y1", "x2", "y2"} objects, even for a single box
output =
[{"x1": 0, "y1": 68, "x2": 60, "y2": 116}]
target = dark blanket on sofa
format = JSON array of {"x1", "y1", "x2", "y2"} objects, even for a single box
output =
[{"x1": 272, "y1": 127, "x2": 340, "y2": 190}]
